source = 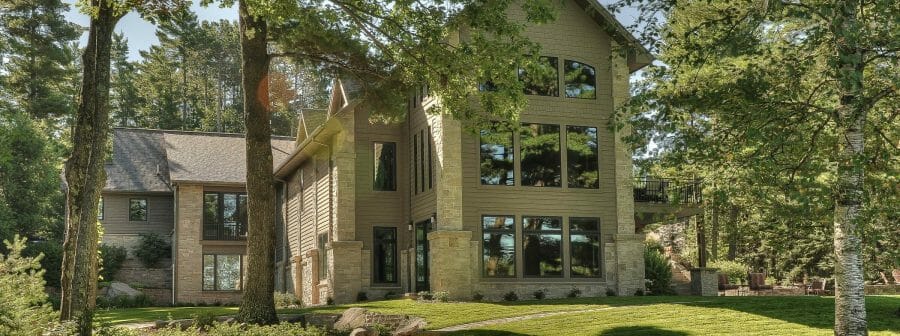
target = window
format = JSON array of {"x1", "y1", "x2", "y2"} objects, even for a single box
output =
[
  {"x1": 317, "y1": 233, "x2": 328, "y2": 280},
  {"x1": 428, "y1": 127, "x2": 433, "y2": 190},
  {"x1": 482, "y1": 215, "x2": 516, "y2": 277},
  {"x1": 98, "y1": 197, "x2": 104, "y2": 220},
  {"x1": 519, "y1": 56, "x2": 559, "y2": 96},
  {"x1": 520, "y1": 123, "x2": 561, "y2": 187},
  {"x1": 522, "y1": 216, "x2": 562, "y2": 277},
  {"x1": 373, "y1": 142, "x2": 397, "y2": 191},
  {"x1": 413, "y1": 133, "x2": 418, "y2": 194},
  {"x1": 203, "y1": 192, "x2": 248, "y2": 240},
  {"x1": 420, "y1": 129, "x2": 425, "y2": 193},
  {"x1": 567, "y1": 126, "x2": 599, "y2": 188},
  {"x1": 373, "y1": 227, "x2": 398, "y2": 283},
  {"x1": 479, "y1": 127, "x2": 515, "y2": 185},
  {"x1": 202, "y1": 254, "x2": 243, "y2": 291},
  {"x1": 129, "y1": 198, "x2": 147, "y2": 221},
  {"x1": 564, "y1": 60, "x2": 596, "y2": 99},
  {"x1": 570, "y1": 218, "x2": 602, "y2": 277}
]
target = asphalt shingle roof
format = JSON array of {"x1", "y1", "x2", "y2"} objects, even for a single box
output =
[{"x1": 105, "y1": 129, "x2": 171, "y2": 192}]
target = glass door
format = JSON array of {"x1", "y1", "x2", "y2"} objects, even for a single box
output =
[{"x1": 414, "y1": 219, "x2": 432, "y2": 292}]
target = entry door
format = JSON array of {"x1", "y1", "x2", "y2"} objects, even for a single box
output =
[{"x1": 414, "y1": 219, "x2": 432, "y2": 292}]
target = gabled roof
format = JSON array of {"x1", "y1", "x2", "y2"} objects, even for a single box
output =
[
  {"x1": 577, "y1": 0, "x2": 654, "y2": 72},
  {"x1": 105, "y1": 128, "x2": 296, "y2": 192}
]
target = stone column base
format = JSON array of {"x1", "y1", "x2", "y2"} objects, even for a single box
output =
[
  {"x1": 427, "y1": 230, "x2": 473, "y2": 300},
  {"x1": 690, "y1": 268, "x2": 718, "y2": 296},
  {"x1": 614, "y1": 234, "x2": 646, "y2": 296},
  {"x1": 329, "y1": 241, "x2": 363, "y2": 304}
]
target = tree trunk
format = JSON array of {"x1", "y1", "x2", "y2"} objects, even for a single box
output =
[
  {"x1": 696, "y1": 213, "x2": 707, "y2": 268},
  {"x1": 726, "y1": 205, "x2": 738, "y2": 261},
  {"x1": 235, "y1": 0, "x2": 278, "y2": 325},
  {"x1": 830, "y1": 0, "x2": 868, "y2": 334},
  {"x1": 710, "y1": 188, "x2": 719, "y2": 261},
  {"x1": 59, "y1": 1, "x2": 120, "y2": 335}
]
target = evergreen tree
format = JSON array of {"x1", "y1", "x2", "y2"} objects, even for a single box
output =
[{"x1": 109, "y1": 33, "x2": 141, "y2": 127}]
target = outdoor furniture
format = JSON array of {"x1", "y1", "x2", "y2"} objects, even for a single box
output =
[
  {"x1": 718, "y1": 273, "x2": 739, "y2": 292},
  {"x1": 808, "y1": 279, "x2": 828, "y2": 295},
  {"x1": 749, "y1": 273, "x2": 774, "y2": 295}
]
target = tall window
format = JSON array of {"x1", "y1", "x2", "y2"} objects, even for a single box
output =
[
  {"x1": 373, "y1": 227, "x2": 397, "y2": 283},
  {"x1": 373, "y1": 142, "x2": 397, "y2": 191},
  {"x1": 413, "y1": 133, "x2": 418, "y2": 194},
  {"x1": 98, "y1": 197, "x2": 104, "y2": 220},
  {"x1": 564, "y1": 60, "x2": 596, "y2": 99},
  {"x1": 428, "y1": 126, "x2": 433, "y2": 190},
  {"x1": 202, "y1": 254, "x2": 243, "y2": 291},
  {"x1": 420, "y1": 129, "x2": 426, "y2": 193},
  {"x1": 203, "y1": 192, "x2": 248, "y2": 240},
  {"x1": 522, "y1": 216, "x2": 563, "y2": 277},
  {"x1": 570, "y1": 217, "x2": 602, "y2": 277},
  {"x1": 129, "y1": 198, "x2": 147, "y2": 221},
  {"x1": 317, "y1": 233, "x2": 328, "y2": 280},
  {"x1": 479, "y1": 127, "x2": 514, "y2": 185},
  {"x1": 520, "y1": 123, "x2": 561, "y2": 187},
  {"x1": 519, "y1": 56, "x2": 559, "y2": 96},
  {"x1": 482, "y1": 215, "x2": 516, "y2": 277},
  {"x1": 567, "y1": 126, "x2": 599, "y2": 188}
]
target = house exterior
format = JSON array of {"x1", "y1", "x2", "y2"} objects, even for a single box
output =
[
  {"x1": 101, "y1": 0, "x2": 669, "y2": 306},
  {"x1": 273, "y1": 0, "x2": 654, "y2": 304},
  {"x1": 100, "y1": 128, "x2": 294, "y2": 305}
]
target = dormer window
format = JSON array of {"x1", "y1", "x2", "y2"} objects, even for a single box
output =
[
  {"x1": 564, "y1": 60, "x2": 596, "y2": 99},
  {"x1": 519, "y1": 56, "x2": 559, "y2": 96}
]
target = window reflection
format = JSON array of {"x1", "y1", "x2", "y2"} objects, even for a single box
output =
[
  {"x1": 567, "y1": 126, "x2": 599, "y2": 188},
  {"x1": 570, "y1": 217, "x2": 601, "y2": 277},
  {"x1": 374, "y1": 142, "x2": 397, "y2": 191},
  {"x1": 482, "y1": 215, "x2": 516, "y2": 277},
  {"x1": 520, "y1": 123, "x2": 561, "y2": 187},
  {"x1": 480, "y1": 127, "x2": 515, "y2": 185},
  {"x1": 519, "y1": 56, "x2": 559, "y2": 96},
  {"x1": 564, "y1": 60, "x2": 596, "y2": 99},
  {"x1": 523, "y1": 216, "x2": 563, "y2": 277}
]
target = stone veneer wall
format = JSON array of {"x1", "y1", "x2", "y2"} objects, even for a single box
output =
[{"x1": 103, "y1": 234, "x2": 173, "y2": 305}]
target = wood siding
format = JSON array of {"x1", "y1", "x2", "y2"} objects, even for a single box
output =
[{"x1": 100, "y1": 193, "x2": 174, "y2": 235}]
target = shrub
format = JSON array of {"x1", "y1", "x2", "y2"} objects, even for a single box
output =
[
  {"x1": 644, "y1": 245, "x2": 674, "y2": 295},
  {"x1": 634, "y1": 289, "x2": 645, "y2": 296},
  {"x1": 275, "y1": 292, "x2": 299, "y2": 308},
  {"x1": 326, "y1": 297, "x2": 334, "y2": 305},
  {"x1": 23, "y1": 240, "x2": 62, "y2": 287},
  {"x1": 503, "y1": 291, "x2": 518, "y2": 301},
  {"x1": 151, "y1": 323, "x2": 331, "y2": 336},
  {"x1": 568, "y1": 287, "x2": 582, "y2": 298},
  {"x1": 709, "y1": 260, "x2": 748, "y2": 284},
  {"x1": 99, "y1": 244, "x2": 127, "y2": 281},
  {"x1": 417, "y1": 291, "x2": 433, "y2": 301},
  {"x1": 191, "y1": 312, "x2": 217, "y2": 331},
  {"x1": 356, "y1": 291, "x2": 368, "y2": 302},
  {"x1": 0, "y1": 235, "x2": 57, "y2": 336},
  {"x1": 97, "y1": 293, "x2": 153, "y2": 309},
  {"x1": 133, "y1": 233, "x2": 171, "y2": 268},
  {"x1": 472, "y1": 292, "x2": 484, "y2": 302},
  {"x1": 533, "y1": 289, "x2": 546, "y2": 300},
  {"x1": 383, "y1": 291, "x2": 396, "y2": 300},
  {"x1": 433, "y1": 291, "x2": 450, "y2": 302},
  {"x1": 605, "y1": 288, "x2": 617, "y2": 297}
]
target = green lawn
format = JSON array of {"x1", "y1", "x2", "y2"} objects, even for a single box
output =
[{"x1": 96, "y1": 296, "x2": 900, "y2": 335}]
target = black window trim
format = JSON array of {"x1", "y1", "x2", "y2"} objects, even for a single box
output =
[
  {"x1": 568, "y1": 217, "x2": 603, "y2": 278},
  {"x1": 373, "y1": 141, "x2": 398, "y2": 191},
  {"x1": 481, "y1": 214, "x2": 517, "y2": 278},
  {"x1": 372, "y1": 226, "x2": 399, "y2": 285},
  {"x1": 565, "y1": 124, "x2": 600, "y2": 189},
  {"x1": 563, "y1": 58, "x2": 597, "y2": 99},
  {"x1": 128, "y1": 198, "x2": 147, "y2": 222},
  {"x1": 201, "y1": 254, "x2": 244, "y2": 292},
  {"x1": 519, "y1": 123, "x2": 562, "y2": 188},
  {"x1": 522, "y1": 215, "x2": 564, "y2": 278},
  {"x1": 202, "y1": 191, "x2": 248, "y2": 240}
]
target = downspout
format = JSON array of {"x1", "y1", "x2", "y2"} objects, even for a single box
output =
[{"x1": 171, "y1": 184, "x2": 178, "y2": 305}]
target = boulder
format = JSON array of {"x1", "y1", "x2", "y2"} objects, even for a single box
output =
[
  {"x1": 350, "y1": 327, "x2": 378, "y2": 336},
  {"x1": 393, "y1": 317, "x2": 426, "y2": 336},
  {"x1": 334, "y1": 307, "x2": 369, "y2": 330},
  {"x1": 106, "y1": 281, "x2": 141, "y2": 299}
]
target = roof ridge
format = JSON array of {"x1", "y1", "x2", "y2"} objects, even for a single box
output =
[{"x1": 114, "y1": 127, "x2": 295, "y2": 140}]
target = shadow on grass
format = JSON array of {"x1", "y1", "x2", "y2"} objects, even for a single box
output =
[{"x1": 597, "y1": 326, "x2": 689, "y2": 336}]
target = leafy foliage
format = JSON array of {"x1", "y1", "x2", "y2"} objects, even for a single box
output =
[
  {"x1": 133, "y1": 233, "x2": 171, "y2": 268},
  {"x1": 99, "y1": 244, "x2": 127, "y2": 281},
  {"x1": 709, "y1": 260, "x2": 748, "y2": 284},
  {"x1": 644, "y1": 244, "x2": 673, "y2": 295},
  {"x1": 0, "y1": 235, "x2": 57, "y2": 335}
]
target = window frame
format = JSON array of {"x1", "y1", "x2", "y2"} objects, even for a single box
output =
[
  {"x1": 519, "y1": 56, "x2": 560, "y2": 97},
  {"x1": 201, "y1": 254, "x2": 244, "y2": 291},
  {"x1": 317, "y1": 232, "x2": 328, "y2": 280},
  {"x1": 481, "y1": 215, "x2": 517, "y2": 278},
  {"x1": 566, "y1": 125, "x2": 600, "y2": 189},
  {"x1": 202, "y1": 192, "x2": 248, "y2": 240},
  {"x1": 519, "y1": 123, "x2": 562, "y2": 187},
  {"x1": 569, "y1": 217, "x2": 602, "y2": 278},
  {"x1": 563, "y1": 59, "x2": 597, "y2": 99},
  {"x1": 372, "y1": 226, "x2": 399, "y2": 284},
  {"x1": 522, "y1": 215, "x2": 564, "y2": 278},
  {"x1": 479, "y1": 126, "x2": 516, "y2": 186},
  {"x1": 128, "y1": 198, "x2": 147, "y2": 222},
  {"x1": 98, "y1": 197, "x2": 104, "y2": 220},
  {"x1": 373, "y1": 141, "x2": 397, "y2": 191}
]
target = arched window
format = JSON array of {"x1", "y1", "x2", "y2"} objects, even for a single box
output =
[{"x1": 564, "y1": 60, "x2": 596, "y2": 99}]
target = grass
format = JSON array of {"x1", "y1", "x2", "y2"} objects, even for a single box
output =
[{"x1": 95, "y1": 295, "x2": 900, "y2": 335}]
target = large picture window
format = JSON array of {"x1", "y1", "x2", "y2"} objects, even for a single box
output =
[
  {"x1": 522, "y1": 216, "x2": 563, "y2": 277},
  {"x1": 519, "y1": 56, "x2": 559, "y2": 96},
  {"x1": 520, "y1": 123, "x2": 561, "y2": 187},
  {"x1": 570, "y1": 217, "x2": 602, "y2": 277},
  {"x1": 567, "y1": 126, "x2": 599, "y2": 188},
  {"x1": 373, "y1": 227, "x2": 398, "y2": 283},
  {"x1": 203, "y1": 192, "x2": 247, "y2": 240},
  {"x1": 202, "y1": 254, "x2": 243, "y2": 291},
  {"x1": 129, "y1": 198, "x2": 147, "y2": 221},
  {"x1": 317, "y1": 233, "x2": 328, "y2": 280},
  {"x1": 480, "y1": 127, "x2": 515, "y2": 186},
  {"x1": 482, "y1": 215, "x2": 516, "y2": 277},
  {"x1": 564, "y1": 60, "x2": 596, "y2": 99},
  {"x1": 373, "y1": 142, "x2": 397, "y2": 191}
]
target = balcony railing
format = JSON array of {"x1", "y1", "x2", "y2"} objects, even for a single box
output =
[
  {"x1": 203, "y1": 222, "x2": 247, "y2": 241},
  {"x1": 634, "y1": 178, "x2": 702, "y2": 204}
]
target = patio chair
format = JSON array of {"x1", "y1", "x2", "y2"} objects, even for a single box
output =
[
  {"x1": 749, "y1": 273, "x2": 774, "y2": 295},
  {"x1": 808, "y1": 278, "x2": 828, "y2": 295},
  {"x1": 718, "y1": 273, "x2": 739, "y2": 291}
]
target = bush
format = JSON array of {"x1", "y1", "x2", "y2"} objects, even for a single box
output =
[
  {"x1": 97, "y1": 293, "x2": 153, "y2": 309},
  {"x1": 151, "y1": 323, "x2": 331, "y2": 336},
  {"x1": 709, "y1": 260, "x2": 748, "y2": 284},
  {"x1": 433, "y1": 291, "x2": 450, "y2": 302},
  {"x1": 644, "y1": 245, "x2": 674, "y2": 295},
  {"x1": 23, "y1": 240, "x2": 62, "y2": 287},
  {"x1": 133, "y1": 233, "x2": 171, "y2": 268},
  {"x1": 356, "y1": 291, "x2": 368, "y2": 302},
  {"x1": 0, "y1": 235, "x2": 57, "y2": 336},
  {"x1": 417, "y1": 291, "x2": 433, "y2": 301},
  {"x1": 634, "y1": 289, "x2": 645, "y2": 296},
  {"x1": 275, "y1": 292, "x2": 299, "y2": 308},
  {"x1": 326, "y1": 297, "x2": 334, "y2": 305},
  {"x1": 472, "y1": 292, "x2": 484, "y2": 302},
  {"x1": 503, "y1": 291, "x2": 518, "y2": 301},
  {"x1": 99, "y1": 244, "x2": 127, "y2": 281},
  {"x1": 383, "y1": 291, "x2": 396, "y2": 300},
  {"x1": 191, "y1": 312, "x2": 217, "y2": 331},
  {"x1": 568, "y1": 287, "x2": 582, "y2": 298},
  {"x1": 533, "y1": 289, "x2": 546, "y2": 300},
  {"x1": 605, "y1": 288, "x2": 616, "y2": 297}
]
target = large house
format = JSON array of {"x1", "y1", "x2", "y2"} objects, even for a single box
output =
[{"x1": 100, "y1": 0, "x2": 692, "y2": 306}]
